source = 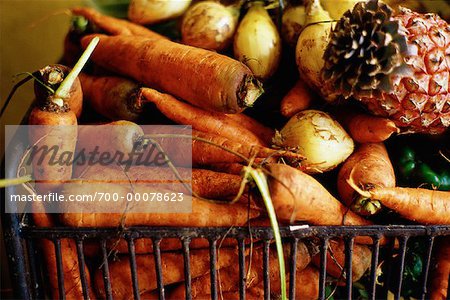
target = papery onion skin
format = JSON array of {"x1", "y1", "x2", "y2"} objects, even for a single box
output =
[
  {"x1": 128, "y1": 0, "x2": 192, "y2": 25},
  {"x1": 181, "y1": 1, "x2": 239, "y2": 51},
  {"x1": 273, "y1": 110, "x2": 354, "y2": 173},
  {"x1": 281, "y1": 5, "x2": 306, "y2": 48},
  {"x1": 233, "y1": 1, "x2": 281, "y2": 81}
]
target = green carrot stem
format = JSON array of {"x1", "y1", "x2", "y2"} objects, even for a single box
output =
[
  {"x1": 246, "y1": 167, "x2": 287, "y2": 300},
  {"x1": 0, "y1": 175, "x2": 32, "y2": 188},
  {"x1": 52, "y1": 36, "x2": 99, "y2": 106}
]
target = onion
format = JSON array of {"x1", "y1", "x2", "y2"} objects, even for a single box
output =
[
  {"x1": 295, "y1": 0, "x2": 334, "y2": 92},
  {"x1": 281, "y1": 5, "x2": 306, "y2": 48},
  {"x1": 320, "y1": 0, "x2": 360, "y2": 19},
  {"x1": 128, "y1": 0, "x2": 192, "y2": 25},
  {"x1": 273, "y1": 110, "x2": 354, "y2": 173},
  {"x1": 181, "y1": 1, "x2": 239, "y2": 51},
  {"x1": 234, "y1": 1, "x2": 281, "y2": 80}
]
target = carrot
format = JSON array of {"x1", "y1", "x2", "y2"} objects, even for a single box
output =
[
  {"x1": 78, "y1": 73, "x2": 143, "y2": 121},
  {"x1": 142, "y1": 128, "x2": 304, "y2": 167},
  {"x1": 26, "y1": 40, "x2": 99, "y2": 299},
  {"x1": 266, "y1": 164, "x2": 372, "y2": 226},
  {"x1": 71, "y1": 7, "x2": 164, "y2": 39},
  {"x1": 94, "y1": 248, "x2": 240, "y2": 299},
  {"x1": 80, "y1": 34, "x2": 263, "y2": 113},
  {"x1": 170, "y1": 242, "x2": 311, "y2": 299},
  {"x1": 59, "y1": 183, "x2": 259, "y2": 227},
  {"x1": 76, "y1": 164, "x2": 246, "y2": 200},
  {"x1": 225, "y1": 113, "x2": 275, "y2": 145},
  {"x1": 429, "y1": 237, "x2": 450, "y2": 300},
  {"x1": 206, "y1": 163, "x2": 246, "y2": 175},
  {"x1": 337, "y1": 143, "x2": 396, "y2": 215},
  {"x1": 280, "y1": 80, "x2": 315, "y2": 118},
  {"x1": 349, "y1": 180, "x2": 450, "y2": 224},
  {"x1": 140, "y1": 87, "x2": 267, "y2": 146},
  {"x1": 336, "y1": 110, "x2": 400, "y2": 143},
  {"x1": 312, "y1": 239, "x2": 372, "y2": 282}
]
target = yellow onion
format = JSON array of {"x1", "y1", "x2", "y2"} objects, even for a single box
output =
[
  {"x1": 273, "y1": 110, "x2": 354, "y2": 173},
  {"x1": 320, "y1": 0, "x2": 360, "y2": 19},
  {"x1": 128, "y1": 0, "x2": 192, "y2": 25},
  {"x1": 295, "y1": 0, "x2": 334, "y2": 91},
  {"x1": 181, "y1": 1, "x2": 239, "y2": 51},
  {"x1": 234, "y1": 1, "x2": 281, "y2": 80},
  {"x1": 281, "y1": 5, "x2": 306, "y2": 48}
]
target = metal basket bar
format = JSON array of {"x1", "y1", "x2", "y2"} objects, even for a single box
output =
[
  {"x1": 288, "y1": 238, "x2": 298, "y2": 300},
  {"x1": 318, "y1": 238, "x2": 329, "y2": 300},
  {"x1": 75, "y1": 239, "x2": 90, "y2": 299},
  {"x1": 263, "y1": 240, "x2": 270, "y2": 300},
  {"x1": 420, "y1": 236, "x2": 435, "y2": 300},
  {"x1": 152, "y1": 239, "x2": 165, "y2": 300},
  {"x1": 182, "y1": 238, "x2": 192, "y2": 300},
  {"x1": 127, "y1": 238, "x2": 141, "y2": 300},
  {"x1": 209, "y1": 239, "x2": 218, "y2": 299},
  {"x1": 100, "y1": 239, "x2": 113, "y2": 300},
  {"x1": 25, "y1": 238, "x2": 40, "y2": 299},
  {"x1": 369, "y1": 236, "x2": 381, "y2": 300},
  {"x1": 238, "y1": 238, "x2": 246, "y2": 300},
  {"x1": 382, "y1": 239, "x2": 396, "y2": 298},
  {"x1": 20, "y1": 225, "x2": 450, "y2": 240},
  {"x1": 53, "y1": 238, "x2": 66, "y2": 300},
  {"x1": 344, "y1": 238, "x2": 355, "y2": 299},
  {"x1": 395, "y1": 236, "x2": 410, "y2": 300}
]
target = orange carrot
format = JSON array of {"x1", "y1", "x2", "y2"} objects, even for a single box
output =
[
  {"x1": 429, "y1": 237, "x2": 450, "y2": 300},
  {"x1": 349, "y1": 181, "x2": 450, "y2": 224},
  {"x1": 337, "y1": 143, "x2": 396, "y2": 215},
  {"x1": 266, "y1": 164, "x2": 372, "y2": 226},
  {"x1": 140, "y1": 87, "x2": 267, "y2": 146},
  {"x1": 76, "y1": 164, "x2": 245, "y2": 200},
  {"x1": 336, "y1": 110, "x2": 399, "y2": 143},
  {"x1": 94, "y1": 248, "x2": 240, "y2": 299},
  {"x1": 81, "y1": 34, "x2": 263, "y2": 113},
  {"x1": 78, "y1": 73, "x2": 143, "y2": 121},
  {"x1": 59, "y1": 182, "x2": 259, "y2": 227},
  {"x1": 225, "y1": 113, "x2": 275, "y2": 145},
  {"x1": 280, "y1": 80, "x2": 314, "y2": 118},
  {"x1": 312, "y1": 239, "x2": 371, "y2": 282},
  {"x1": 71, "y1": 7, "x2": 164, "y2": 39},
  {"x1": 142, "y1": 128, "x2": 304, "y2": 166}
]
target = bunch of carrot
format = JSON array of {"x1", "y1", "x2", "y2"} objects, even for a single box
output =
[{"x1": 5, "y1": 6, "x2": 449, "y2": 300}]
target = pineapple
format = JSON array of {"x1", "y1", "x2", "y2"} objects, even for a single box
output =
[{"x1": 321, "y1": 0, "x2": 450, "y2": 134}]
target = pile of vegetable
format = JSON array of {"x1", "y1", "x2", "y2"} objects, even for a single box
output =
[{"x1": 2, "y1": 0, "x2": 449, "y2": 299}]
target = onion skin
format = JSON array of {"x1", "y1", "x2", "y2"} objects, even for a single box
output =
[
  {"x1": 128, "y1": 0, "x2": 192, "y2": 25},
  {"x1": 320, "y1": 0, "x2": 360, "y2": 19},
  {"x1": 281, "y1": 5, "x2": 306, "y2": 48},
  {"x1": 295, "y1": 0, "x2": 334, "y2": 92},
  {"x1": 181, "y1": 1, "x2": 238, "y2": 51},
  {"x1": 233, "y1": 1, "x2": 281, "y2": 80},
  {"x1": 273, "y1": 110, "x2": 354, "y2": 173}
]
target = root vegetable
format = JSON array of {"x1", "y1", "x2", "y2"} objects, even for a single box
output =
[
  {"x1": 429, "y1": 237, "x2": 450, "y2": 300},
  {"x1": 181, "y1": 1, "x2": 239, "y2": 51},
  {"x1": 140, "y1": 87, "x2": 267, "y2": 146},
  {"x1": 266, "y1": 163, "x2": 372, "y2": 226},
  {"x1": 273, "y1": 110, "x2": 354, "y2": 173},
  {"x1": 312, "y1": 239, "x2": 372, "y2": 282},
  {"x1": 234, "y1": 1, "x2": 281, "y2": 80},
  {"x1": 280, "y1": 80, "x2": 315, "y2": 118},
  {"x1": 337, "y1": 143, "x2": 396, "y2": 215},
  {"x1": 95, "y1": 248, "x2": 238, "y2": 299},
  {"x1": 128, "y1": 0, "x2": 191, "y2": 25},
  {"x1": 336, "y1": 110, "x2": 400, "y2": 143},
  {"x1": 281, "y1": 5, "x2": 306, "y2": 47},
  {"x1": 59, "y1": 183, "x2": 259, "y2": 227},
  {"x1": 349, "y1": 182, "x2": 450, "y2": 225},
  {"x1": 296, "y1": 0, "x2": 334, "y2": 92},
  {"x1": 225, "y1": 113, "x2": 274, "y2": 146},
  {"x1": 81, "y1": 34, "x2": 263, "y2": 113}
]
